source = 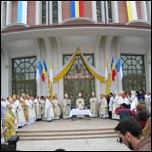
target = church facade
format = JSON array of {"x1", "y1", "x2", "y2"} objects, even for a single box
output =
[{"x1": 1, "y1": 1, "x2": 151, "y2": 101}]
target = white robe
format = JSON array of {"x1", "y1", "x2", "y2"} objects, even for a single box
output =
[
  {"x1": 52, "y1": 99, "x2": 61, "y2": 119},
  {"x1": 89, "y1": 97, "x2": 98, "y2": 117},
  {"x1": 76, "y1": 98, "x2": 85, "y2": 110},
  {"x1": 34, "y1": 98, "x2": 41, "y2": 119},
  {"x1": 62, "y1": 99, "x2": 71, "y2": 119},
  {"x1": 25, "y1": 99, "x2": 36, "y2": 124},
  {"x1": 1, "y1": 101, "x2": 7, "y2": 126},
  {"x1": 112, "y1": 95, "x2": 120, "y2": 120},
  {"x1": 15, "y1": 100, "x2": 26, "y2": 127},
  {"x1": 44, "y1": 99, "x2": 54, "y2": 121},
  {"x1": 130, "y1": 95, "x2": 138, "y2": 111},
  {"x1": 99, "y1": 97, "x2": 108, "y2": 118}
]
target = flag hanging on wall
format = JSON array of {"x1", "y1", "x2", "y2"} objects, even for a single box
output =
[
  {"x1": 71, "y1": 1, "x2": 84, "y2": 18},
  {"x1": 104, "y1": 63, "x2": 108, "y2": 81},
  {"x1": 41, "y1": 59, "x2": 48, "y2": 82},
  {"x1": 48, "y1": 63, "x2": 53, "y2": 99},
  {"x1": 111, "y1": 56, "x2": 116, "y2": 81},
  {"x1": 36, "y1": 59, "x2": 43, "y2": 83},
  {"x1": 115, "y1": 58, "x2": 123, "y2": 81}
]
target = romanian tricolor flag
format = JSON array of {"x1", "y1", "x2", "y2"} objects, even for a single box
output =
[
  {"x1": 71, "y1": 1, "x2": 84, "y2": 18},
  {"x1": 111, "y1": 57, "x2": 116, "y2": 81},
  {"x1": 36, "y1": 59, "x2": 43, "y2": 83},
  {"x1": 41, "y1": 59, "x2": 48, "y2": 82}
]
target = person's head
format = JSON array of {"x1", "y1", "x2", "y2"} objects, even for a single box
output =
[
  {"x1": 54, "y1": 148, "x2": 66, "y2": 151},
  {"x1": 136, "y1": 103, "x2": 144, "y2": 112},
  {"x1": 114, "y1": 117, "x2": 143, "y2": 150},
  {"x1": 120, "y1": 103, "x2": 128, "y2": 109}
]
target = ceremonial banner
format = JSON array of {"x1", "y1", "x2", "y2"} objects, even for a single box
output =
[{"x1": 71, "y1": 1, "x2": 84, "y2": 18}]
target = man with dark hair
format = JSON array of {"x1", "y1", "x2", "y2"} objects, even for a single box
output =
[{"x1": 114, "y1": 117, "x2": 151, "y2": 151}]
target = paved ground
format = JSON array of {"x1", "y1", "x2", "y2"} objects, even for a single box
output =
[
  {"x1": 16, "y1": 118, "x2": 130, "y2": 151},
  {"x1": 17, "y1": 118, "x2": 119, "y2": 131},
  {"x1": 17, "y1": 138, "x2": 130, "y2": 151}
]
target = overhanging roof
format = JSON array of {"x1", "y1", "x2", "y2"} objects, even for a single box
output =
[{"x1": 1, "y1": 23, "x2": 151, "y2": 42}]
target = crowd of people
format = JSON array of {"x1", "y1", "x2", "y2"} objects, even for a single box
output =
[{"x1": 1, "y1": 89, "x2": 151, "y2": 146}]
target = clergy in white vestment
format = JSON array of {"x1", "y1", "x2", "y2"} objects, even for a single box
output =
[
  {"x1": 1, "y1": 98, "x2": 7, "y2": 127},
  {"x1": 34, "y1": 96, "x2": 41, "y2": 120},
  {"x1": 99, "y1": 94, "x2": 108, "y2": 118},
  {"x1": 76, "y1": 93, "x2": 85, "y2": 110},
  {"x1": 25, "y1": 95, "x2": 34, "y2": 124},
  {"x1": 117, "y1": 91, "x2": 130, "y2": 106},
  {"x1": 145, "y1": 92, "x2": 151, "y2": 115},
  {"x1": 52, "y1": 95, "x2": 61, "y2": 119},
  {"x1": 15, "y1": 96, "x2": 26, "y2": 127},
  {"x1": 130, "y1": 90, "x2": 138, "y2": 112},
  {"x1": 112, "y1": 92, "x2": 120, "y2": 120},
  {"x1": 30, "y1": 96, "x2": 36, "y2": 123},
  {"x1": 44, "y1": 97, "x2": 54, "y2": 121},
  {"x1": 62, "y1": 94, "x2": 71, "y2": 119},
  {"x1": 89, "y1": 92, "x2": 98, "y2": 117}
]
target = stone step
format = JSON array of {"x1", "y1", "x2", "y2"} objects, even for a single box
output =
[
  {"x1": 17, "y1": 128, "x2": 117, "y2": 141},
  {"x1": 17, "y1": 130, "x2": 116, "y2": 137},
  {"x1": 17, "y1": 128, "x2": 114, "y2": 133},
  {"x1": 18, "y1": 134, "x2": 118, "y2": 141}
]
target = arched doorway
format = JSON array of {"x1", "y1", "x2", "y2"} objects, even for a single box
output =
[{"x1": 63, "y1": 54, "x2": 95, "y2": 108}]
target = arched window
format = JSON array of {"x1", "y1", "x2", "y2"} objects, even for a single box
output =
[
  {"x1": 121, "y1": 54, "x2": 146, "y2": 93},
  {"x1": 12, "y1": 57, "x2": 36, "y2": 96}
]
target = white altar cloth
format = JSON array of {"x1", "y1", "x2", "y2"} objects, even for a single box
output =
[{"x1": 69, "y1": 109, "x2": 92, "y2": 118}]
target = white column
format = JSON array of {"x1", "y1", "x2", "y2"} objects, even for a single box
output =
[
  {"x1": 6, "y1": 1, "x2": 11, "y2": 25},
  {"x1": 56, "y1": 36, "x2": 63, "y2": 101},
  {"x1": 1, "y1": 1, "x2": 6, "y2": 28},
  {"x1": 36, "y1": 1, "x2": 42, "y2": 25},
  {"x1": 140, "y1": 1, "x2": 148, "y2": 21},
  {"x1": 22, "y1": 1, "x2": 27, "y2": 24},
  {"x1": 94, "y1": 35, "x2": 102, "y2": 100},
  {"x1": 1, "y1": 42, "x2": 10, "y2": 97},
  {"x1": 111, "y1": 1, "x2": 119, "y2": 23},
  {"x1": 101, "y1": 1, "x2": 105, "y2": 23},
  {"x1": 58, "y1": 1, "x2": 62, "y2": 23},
  {"x1": 146, "y1": 1, "x2": 151, "y2": 22},
  {"x1": 49, "y1": 1, "x2": 53, "y2": 24},
  {"x1": 33, "y1": 38, "x2": 42, "y2": 96},
  {"x1": 92, "y1": 1, "x2": 97, "y2": 22}
]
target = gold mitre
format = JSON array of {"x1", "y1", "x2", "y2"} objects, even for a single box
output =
[
  {"x1": 64, "y1": 93, "x2": 68, "y2": 98},
  {"x1": 26, "y1": 94, "x2": 30, "y2": 98},
  {"x1": 78, "y1": 93, "x2": 82, "y2": 97},
  {"x1": 22, "y1": 93, "x2": 26, "y2": 97},
  {"x1": 12, "y1": 94, "x2": 16, "y2": 100},
  {"x1": 16, "y1": 94, "x2": 20, "y2": 99}
]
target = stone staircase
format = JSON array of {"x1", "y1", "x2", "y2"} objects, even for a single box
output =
[{"x1": 17, "y1": 128, "x2": 117, "y2": 140}]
